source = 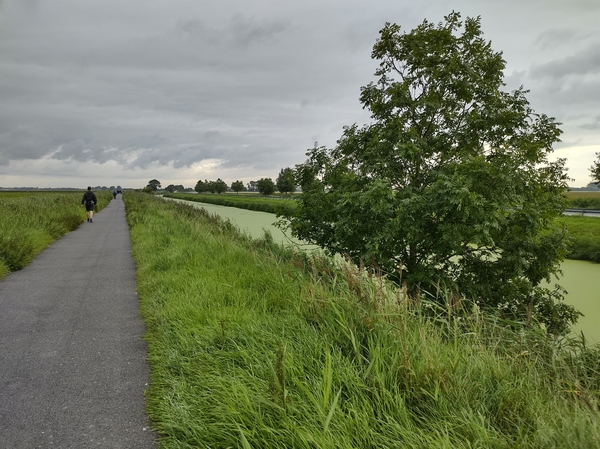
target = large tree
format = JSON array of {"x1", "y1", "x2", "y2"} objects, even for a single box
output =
[
  {"x1": 257, "y1": 178, "x2": 275, "y2": 195},
  {"x1": 213, "y1": 178, "x2": 228, "y2": 194},
  {"x1": 591, "y1": 152, "x2": 600, "y2": 185},
  {"x1": 276, "y1": 167, "x2": 296, "y2": 194},
  {"x1": 231, "y1": 180, "x2": 245, "y2": 194},
  {"x1": 147, "y1": 179, "x2": 161, "y2": 191},
  {"x1": 283, "y1": 13, "x2": 576, "y2": 333}
]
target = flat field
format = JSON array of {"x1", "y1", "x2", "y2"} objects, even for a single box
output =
[
  {"x1": 0, "y1": 190, "x2": 111, "y2": 278},
  {"x1": 566, "y1": 191, "x2": 600, "y2": 209}
]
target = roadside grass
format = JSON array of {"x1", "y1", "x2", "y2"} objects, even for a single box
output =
[
  {"x1": 165, "y1": 192, "x2": 600, "y2": 264},
  {"x1": 566, "y1": 191, "x2": 600, "y2": 210},
  {"x1": 125, "y1": 192, "x2": 600, "y2": 449},
  {"x1": 164, "y1": 192, "x2": 297, "y2": 216},
  {"x1": 560, "y1": 216, "x2": 600, "y2": 263},
  {"x1": 0, "y1": 191, "x2": 112, "y2": 278}
]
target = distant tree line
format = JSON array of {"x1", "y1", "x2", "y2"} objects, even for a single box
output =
[{"x1": 143, "y1": 167, "x2": 298, "y2": 196}]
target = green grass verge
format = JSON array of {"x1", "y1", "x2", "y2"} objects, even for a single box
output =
[
  {"x1": 566, "y1": 191, "x2": 600, "y2": 210},
  {"x1": 0, "y1": 190, "x2": 112, "y2": 278},
  {"x1": 164, "y1": 192, "x2": 297, "y2": 216},
  {"x1": 124, "y1": 192, "x2": 600, "y2": 449},
  {"x1": 561, "y1": 216, "x2": 600, "y2": 263}
]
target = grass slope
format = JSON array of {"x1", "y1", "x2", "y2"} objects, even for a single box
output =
[
  {"x1": 561, "y1": 216, "x2": 600, "y2": 263},
  {"x1": 125, "y1": 192, "x2": 600, "y2": 449},
  {"x1": 166, "y1": 192, "x2": 600, "y2": 264},
  {"x1": 164, "y1": 192, "x2": 297, "y2": 216}
]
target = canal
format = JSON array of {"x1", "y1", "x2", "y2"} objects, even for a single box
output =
[{"x1": 168, "y1": 198, "x2": 600, "y2": 343}]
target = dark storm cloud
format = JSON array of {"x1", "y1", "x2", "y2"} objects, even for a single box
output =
[
  {"x1": 530, "y1": 45, "x2": 600, "y2": 80},
  {"x1": 0, "y1": 125, "x2": 57, "y2": 163},
  {"x1": 582, "y1": 116, "x2": 600, "y2": 131}
]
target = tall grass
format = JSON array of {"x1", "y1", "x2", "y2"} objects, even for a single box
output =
[
  {"x1": 561, "y1": 216, "x2": 600, "y2": 263},
  {"x1": 125, "y1": 192, "x2": 600, "y2": 449},
  {"x1": 0, "y1": 191, "x2": 111, "y2": 277}
]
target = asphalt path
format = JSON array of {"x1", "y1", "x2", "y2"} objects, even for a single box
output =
[{"x1": 0, "y1": 195, "x2": 157, "y2": 448}]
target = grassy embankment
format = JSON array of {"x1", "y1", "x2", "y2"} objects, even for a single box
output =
[
  {"x1": 563, "y1": 191, "x2": 600, "y2": 262},
  {"x1": 0, "y1": 190, "x2": 112, "y2": 279},
  {"x1": 165, "y1": 191, "x2": 600, "y2": 264},
  {"x1": 567, "y1": 191, "x2": 600, "y2": 210},
  {"x1": 164, "y1": 192, "x2": 297, "y2": 216},
  {"x1": 560, "y1": 216, "x2": 600, "y2": 263},
  {"x1": 125, "y1": 192, "x2": 600, "y2": 448}
]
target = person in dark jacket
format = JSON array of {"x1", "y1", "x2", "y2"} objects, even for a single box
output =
[{"x1": 81, "y1": 186, "x2": 98, "y2": 223}]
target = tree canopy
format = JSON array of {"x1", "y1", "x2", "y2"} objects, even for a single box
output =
[
  {"x1": 257, "y1": 178, "x2": 275, "y2": 195},
  {"x1": 276, "y1": 168, "x2": 296, "y2": 194},
  {"x1": 591, "y1": 152, "x2": 600, "y2": 186},
  {"x1": 231, "y1": 180, "x2": 245, "y2": 193},
  {"x1": 195, "y1": 179, "x2": 227, "y2": 194},
  {"x1": 147, "y1": 179, "x2": 161, "y2": 191},
  {"x1": 283, "y1": 12, "x2": 576, "y2": 333}
]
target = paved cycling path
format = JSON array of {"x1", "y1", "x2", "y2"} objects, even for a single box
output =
[{"x1": 0, "y1": 195, "x2": 157, "y2": 448}]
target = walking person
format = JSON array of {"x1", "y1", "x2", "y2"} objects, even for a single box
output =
[
  {"x1": 82, "y1": 186, "x2": 97, "y2": 223},
  {"x1": 113, "y1": 189, "x2": 117, "y2": 200}
]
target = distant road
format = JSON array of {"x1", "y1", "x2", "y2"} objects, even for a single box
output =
[{"x1": 0, "y1": 195, "x2": 156, "y2": 448}]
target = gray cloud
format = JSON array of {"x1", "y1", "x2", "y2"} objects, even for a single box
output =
[
  {"x1": 530, "y1": 44, "x2": 600, "y2": 80},
  {"x1": 0, "y1": 0, "x2": 598, "y2": 188},
  {"x1": 582, "y1": 116, "x2": 600, "y2": 131},
  {"x1": 535, "y1": 28, "x2": 579, "y2": 50}
]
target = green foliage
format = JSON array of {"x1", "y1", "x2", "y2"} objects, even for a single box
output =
[
  {"x1": 0, "y1": 191, "x2": 111, "y2": 276},
  {"x1": 213, "y1": 178, "x2": 228, "y2": 194},
  {"x1": 194, "y1": 179, "x2": 207, "y2": 193},
  {"x1": 257, "y1": 177, "x2": 276, "y2": 195},
  {"x1": 591, "y1": 152, "x2": 600, "y2": 186},
  {"x1": 166, "y1": 193, "x2": 297, "y2": 216},
  {"x1": 231, "y1": 180, "x2": 245, "y2": 193},
  {"x1": 147, "y1": 179, "x2": 161, "y2": 191},
  {"x1": 196, "y1": 178, "x2": 228, "y2": 194},
  {"x1": 276, "y1": 167, "x2": 296, "y2": 194},
  {"x1": 283, "y1": 13, "x2": 574, "y2": 334},
  {"x1": 124, "y1": 192, "x2": 600, "y2": 448},
  {"x1": 561, "y1": 216, "x2": 600, "y2": 263},
  {"x1": 164, "y1": 184, "x2": 184, "y2": 193}
]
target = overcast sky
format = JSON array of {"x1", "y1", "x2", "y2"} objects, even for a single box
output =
[{"x1": 0, "y1": 0, "x2": 598, "y2": 189}]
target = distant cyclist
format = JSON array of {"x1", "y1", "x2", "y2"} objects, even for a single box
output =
[{"x1": 81, "y1": 187, "x2": 97, "y2": 223}]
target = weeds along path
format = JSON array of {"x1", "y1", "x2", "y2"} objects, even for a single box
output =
[{"x1": 0, "y1": 195, "x2": 157, "y2": 448}]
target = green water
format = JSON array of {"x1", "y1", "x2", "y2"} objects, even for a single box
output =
[
  {"x1": 167, "y1": 198, "x2": 318, "y2": 251},
  {"x1": 554, "y1": 260, "x2": 600, "y2": 343},
  {"x1": 168, "y1": 198, "x2": 599, "y2": 343}
]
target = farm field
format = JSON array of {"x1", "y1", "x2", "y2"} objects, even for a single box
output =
[{"x1": 566, "y1": 190, "x2": 600, "y2": 210}]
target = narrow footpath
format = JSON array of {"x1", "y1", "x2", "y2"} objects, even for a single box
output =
[{"x1": 0, "y1": 195, "x2": 156, "y2": 448}]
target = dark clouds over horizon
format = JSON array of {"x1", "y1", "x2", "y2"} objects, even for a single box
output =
[{"x1": 0, "y1": 0, "x2": 598, "y2": 188}]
